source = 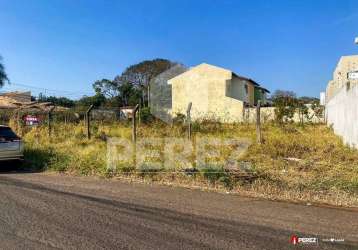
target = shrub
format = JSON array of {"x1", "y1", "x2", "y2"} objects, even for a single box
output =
[
  {"x1": 172, "y1": 113, "x2": 186, "y2": 124},
  {"x1": 140, "y1": 107, "x2": 154, "y2": 124},
  {"x1": 200, "y1": 165, "x2": 228, "y2": 184},
  {"x1": 273, "y1": 95, "x2": 298, "y2": 123}
]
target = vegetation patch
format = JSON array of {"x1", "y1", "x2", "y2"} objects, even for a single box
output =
[{"x1": 18, "y1": 121, "x2": 358, "y2": 207}]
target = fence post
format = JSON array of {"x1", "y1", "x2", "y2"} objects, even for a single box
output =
[
  {"x1": 242, "y1": 107, "x2": 245, "y2": 122},
  {"x1": 138, "y1": 105, "x2": 141, "y2": 126},
  {"x1": 256, "y1": 100, "x2": 262, "y2": 144},
  {"x1": 48, "y1": 106, "x2": 55, "y2": 137},
  {"x1": 86, "y1": 105, "x2": 94, "y2": 139},
  {"x1": 132, "y1": 104, "x2": 140, "y2": 143},
  {"x1": 186, "y1": 102, "x2": 192, "y2": 140},
  {"x1": 16, "y1": 109, "x2": 21, "y2": 136}
]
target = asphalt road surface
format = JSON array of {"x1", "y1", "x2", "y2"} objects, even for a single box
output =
[{"x1": 0, "y1": 170, "x2": 357, "y2": 249}]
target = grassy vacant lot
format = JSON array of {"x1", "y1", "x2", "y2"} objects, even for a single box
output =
[{"x1": 19, "y1": 120, "x2": 358, "y2": 207}]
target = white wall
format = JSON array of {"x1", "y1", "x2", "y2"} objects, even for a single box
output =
[{"x1": 326, "y1": 84, "x2": 358, "y2": 148}]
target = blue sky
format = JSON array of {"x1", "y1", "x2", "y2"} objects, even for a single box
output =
[{"x1": 0, "y1": 0, "x2": 357, "y2": 98}]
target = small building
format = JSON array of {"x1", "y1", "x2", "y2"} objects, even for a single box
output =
[
  {"x1": 119, "y1": 106, "x2": 135, "y2": 119},
  {"x1": 167, "y1": 63, "x2": 269, "y2": 122},
  {"x1": 0, "y1": 91, "x2": 57, "y2": 111}
]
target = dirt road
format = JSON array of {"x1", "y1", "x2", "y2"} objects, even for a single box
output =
[{"x1": 0, "y1": 171, "x2": 356, "y2": 249}]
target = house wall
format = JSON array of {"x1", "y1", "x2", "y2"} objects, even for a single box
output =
[
  {"x1": 169, "y1": 63, "x2": 244, "y2": 122},
  {"x1": 247, "y1": 84, "x2": 255, "y2": 106},
  {"x1": 226, "y1": 77, "x2": 256, "y2": 106},
  {"x1": 326, "y1": 84, "x2": 358, "y2": 148},
  {"x1": 254, "y1": 88, "x2": 268, "y2": 106},
  {"x1": 226, "y1": 77, "x2": 247, "y2": 102}
]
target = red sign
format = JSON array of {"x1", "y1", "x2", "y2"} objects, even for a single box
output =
[
  {"x1": 290, "y1": 235, "x2": 298, "y2": 245},
  {"x1": 23, "y1": 115, "x2": 40, "y2": 126}
]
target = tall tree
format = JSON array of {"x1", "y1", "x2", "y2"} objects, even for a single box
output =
[
  {"x1": 92, "y1": 79, "x2": 119, "y2": 99},
  {"x1": 0, "y1": 56, "x2": 9, "y2": 87},
  {"x1": 91, "y1": 78, "x2": 141, "y2": 107},
  {"x1": 114, "y1": 59, "x2": 176, "y2": 106},
  {"x1": 118, "y1": 81, "x2": 142, "y2": 106}
]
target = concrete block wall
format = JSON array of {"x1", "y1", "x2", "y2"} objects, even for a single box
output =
[
  {"x1": 326, "y1": 84, "x2": 358, "y2": 148},
  {"x1": 242, "y1": 107, "x2": 324, "y2": 124}
]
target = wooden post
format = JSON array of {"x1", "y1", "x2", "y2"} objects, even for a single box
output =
[
  {"x1": 242, "y1": 107, "x2": 245, "y2": 123},
  {"x1": 48, "y1": 107, "x2": 55, "y2": 137},
  {"x1": 138, "y1": 105, "x2": 141, "y2": 126},
  {"x1": 86, "y1": 105, "x2": 94, "y2": 139},
  {"x1": 256, "y1": 100, "x2": 262, "y2": 144},
  {"x1": 132, "y1": 104, "x2": 140, "y2": 143},
  {"x1": 186, "y1": 102, "x2": 192, "y2": 140},
  {"x1": 16, "y1": 110, "x2": 21, "y2": 136}
]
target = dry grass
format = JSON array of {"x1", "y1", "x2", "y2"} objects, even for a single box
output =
[{"x1": 19, "y1": 120, "x2": 358, "y2": 207}]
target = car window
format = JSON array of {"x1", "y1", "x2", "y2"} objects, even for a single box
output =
[{"x1": 0, "y1": 127, "x2": 18, "y2": 138}]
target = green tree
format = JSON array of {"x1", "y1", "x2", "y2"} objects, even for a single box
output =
[
  {"x1": 0, "y1": 56, "x2": 9, "y2": 87},
  {"x1": 114, "y1": 59, "x2": 176, "y2": 106},
  {"x1": 118, "y1": 81, "x2": 142, "y2": 106},
  {"x1": 75, "y1": 93, "x2": 106, "y2": 108},
  {"x1": 92, "y1": 79, "x2": 119, "y2": 99},
  {"x1": 38, "y1": 93, "x2": 76, "y2": 108},
  {"x1": 297, "y1": 99, "x2": 309, "y2": 125},
  {"x1": 92, "y1": 79, "x2": 142, "y2": 107},
  {"x1": 311, "y1": 99, "x2": 324, "y2": 120},
  {"x1": 272, "y1": 90, "x2": 298, "y2": 123}
]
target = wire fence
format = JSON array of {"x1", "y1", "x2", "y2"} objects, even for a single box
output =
[{"x1": 0, "y1": 106, "x2": 133, "y2": 138}]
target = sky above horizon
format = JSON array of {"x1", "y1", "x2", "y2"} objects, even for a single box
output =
[{"x1": 0, "y1": 0, "x2": 357, "y2": 99}]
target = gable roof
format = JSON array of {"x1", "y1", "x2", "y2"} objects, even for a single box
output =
[
  {"x1": 230, "y1": 67, "x2": 270, "y2": 93},
  {"x1": 168, "y1": 62, "x2": 270, "y2": 93}
]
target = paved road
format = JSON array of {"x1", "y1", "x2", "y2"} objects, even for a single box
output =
[{"x1": 0, "y1": 171, "x2": 357, "y2": 249}]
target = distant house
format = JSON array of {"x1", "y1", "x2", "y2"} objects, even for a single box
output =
[
  {"x1": 0, "y1": 91, "x2": 32, "y2": 103},
  {"x1": 0, "y1": 91, "x2": 57, "y2": 112},
  {"x1": 119, "y1": 106, "x2": 135, "y2": 119},
  {"x1": 167, "y1": 63, "x2": 269, "y2": 122}
]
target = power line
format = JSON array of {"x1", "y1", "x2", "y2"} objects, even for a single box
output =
[{"x1": 4, "y1": 83, "x2": 94, "y2": 97}]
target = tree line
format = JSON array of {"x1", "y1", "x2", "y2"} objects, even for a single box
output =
[
  {"x1": 37, "y1": 58, "x2": 178, "y2": 109},
  {"x1": 1, "y1": 55, "x2": 322, "y2": 117}
]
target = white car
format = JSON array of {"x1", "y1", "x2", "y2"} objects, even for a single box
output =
[{"x1": 0, "y1": 125, "x2": 24, "y2": 161}]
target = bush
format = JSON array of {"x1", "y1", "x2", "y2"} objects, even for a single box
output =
[
  {"x1": 137, "y1": 163, "x2": 164, "y2": 179},
  {"x1": 273, "y1": 95, "x2": 298, "y2": 123},
  {"x1": 172, "y1": 113, "x2": 186, "y2": 124},
  {"x1": 200, "y1": 165, "x2": 227, "y2": 183},
  {"x1": 140, "y1": 107, "x2": 154, "y2": 124}
]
